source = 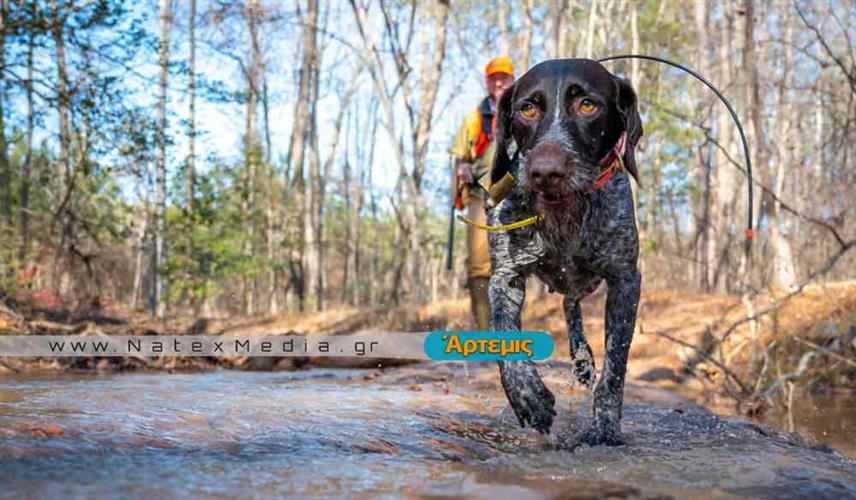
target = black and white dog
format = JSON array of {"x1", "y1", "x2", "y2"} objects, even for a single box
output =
[{"x1": 487, "y1": 59, "x2": 643, "y2": 446}]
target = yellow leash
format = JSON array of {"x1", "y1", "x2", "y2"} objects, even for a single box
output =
[{"x1": 456, "y1": 213, "x2": 544, "y2": 231}]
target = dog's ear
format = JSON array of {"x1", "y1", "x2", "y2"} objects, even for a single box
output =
[
  {"x1": 490, "y1": 81, "x2": 518, "y2": 185},
  {"x1": 614, "y1": 77, "x2": 643, "y2": 184}
]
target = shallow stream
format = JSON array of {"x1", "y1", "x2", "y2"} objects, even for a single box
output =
[{"x1": 1, "y1": 363, "x2": 853, "y2": 498}]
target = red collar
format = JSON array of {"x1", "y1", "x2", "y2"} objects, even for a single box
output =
[{"x1": 587, "y1": 132, "x2": 627, "y2": 193}]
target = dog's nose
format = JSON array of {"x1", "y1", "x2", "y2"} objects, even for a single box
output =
[
  {"x1": 527, "y1": 143, "x2": 567, "y2": 189},
  {"x1": 530, "y1": 160, "x2": 566, "y2": 182},
  {"x1": 528, "y1": 159, "x2": 567, "y2": 190}
]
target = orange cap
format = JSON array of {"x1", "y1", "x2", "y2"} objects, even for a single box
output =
[{"x1": 485, "y1": 56, "x2": 514, "y2": 77}]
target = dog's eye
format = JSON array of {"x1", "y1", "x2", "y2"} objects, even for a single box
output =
[
  {"x1": 520, "y1": 103, "x2": 540, "y2": 119},
  {"x1": 577, "y1": 98, "x2": 598, "y2": 115}
]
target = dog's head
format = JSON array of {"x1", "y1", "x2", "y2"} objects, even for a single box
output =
[{"x1": 491, "y1": 59, "x2": 642, "y2": 211}]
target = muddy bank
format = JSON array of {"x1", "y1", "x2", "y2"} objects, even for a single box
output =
[{"x1": 0, "y1": 362, "x2": 853, "y2": 498}]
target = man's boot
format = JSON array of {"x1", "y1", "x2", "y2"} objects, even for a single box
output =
[{"x1": 468, "y1": 277, "x2": 491, "y2": 331}]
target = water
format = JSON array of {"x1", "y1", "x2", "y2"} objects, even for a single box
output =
[
  {"x1": 760, "y1": 391, "x2": 856, "y2": 458},
  {"x1": 1, "y1": 363, "x2": 854, "y2": 498}
]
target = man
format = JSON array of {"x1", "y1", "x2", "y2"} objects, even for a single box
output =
[{"x1": 450, "y1": 56, "x2": 515, "y2": 330}]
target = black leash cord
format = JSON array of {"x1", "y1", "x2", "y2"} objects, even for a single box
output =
[{"x1": 598, "y1": 54, "x2": 754, "y2": 244}]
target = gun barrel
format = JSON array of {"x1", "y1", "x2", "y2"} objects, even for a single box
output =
[
  {"x1": 446, "y1": 157, "x2": 457, "y2": 271},
  {"x1": 446, "y1": 204, "x2": 455, "y2": 271}
]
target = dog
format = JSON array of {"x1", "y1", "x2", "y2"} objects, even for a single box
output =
[{"x1": 486, "y1": 59, "x2": 643, "y2": 446}]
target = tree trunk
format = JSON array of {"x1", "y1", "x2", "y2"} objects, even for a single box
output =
[
  {"x1": 153, "y1": 0, "x2": 171, "y2": 318},
  {"x1": 545, "y1": 0, "x2": 568, "y2": 59},
  {"x1": 708, "y1": 0, "x2": 737, "y2": 292},
  {"x1": 243, "y1": 1, "x2": 262, "y2": 315},
  {"x1": 132, "y1": 214, "x2": 148, "y2": 309},
  {"x1": 261, "y1": 42, "x2": 279, "y2": 313},
  {"x1": 769, "y1": 3, "x2": 797, "y2": 289},
  {"x1": 19, "y1": 18, "x2": 36, "y2": 265},
  {"x1": 584, "y1": 0, "x2": 599, "y2": 58},
  {"x1": 342, "y1": 150, "x2": 352, "y2": 304},
  {"x1": 302, "y1": 0, "x2": 322, "y2": 311},
  {"x1": 741, "y1": 0, "x2": 780, "y2": 291},
  {"x1": 49, "y1": 0, "x2": 72, "y2": 297},
  {"x1": 0, "y1": 0, "x2": 10, "y2": 243},
  {"x1": 187, "y1": 0, "x2": 196, "y2": 214},
  {"x1": 497, "y1": 0, "x2": 510, "y2": 57},
  {"x1": 351, "y1": 164, "x2": 363, "y2": 306},
  {"x1": 691, "y1": 0, "x2": 712, "y2": 290},
  {"x1": 184, "y1": 0, "x2": 197, "y2": 315},
  {"x1": 599, "y1": 0, "x2": 615, "y2": 53},
  {"x1": 518, "y1": 0, "x2": 534, "y2": 73},
  {"x1": 349, "y1": 99, "x2": 370, "y2": 306},
  {"x1": 366, "y1": 101, "x2": 379, "y2": 306},
  {"x1": 407, "y1": 1, "x2": 448, "y2": 302},
  {"x1": 316, "y1": 68, "x2": 359, "y2": 308},
  {"x1": 286, "y1": 2, "x2": 315, "y2": 310}
]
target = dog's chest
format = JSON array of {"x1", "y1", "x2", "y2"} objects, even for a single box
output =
[
  {"x1": 488, "y1": 189, "x2": 625, "y2": 297},
  {"x1": 530, "y1": 230, "x2": 601, "y2": 298}
]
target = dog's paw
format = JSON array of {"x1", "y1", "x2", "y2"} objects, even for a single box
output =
[
  {"x1": 575, "y1": 422, "x2": 624, "y2": 447},
  {"x1": 572, "y1": 346, "x2": 596, "y2": 389},
  {"x1": 499, "y1": 362, "x2": 556, "y2": 434},
  {"x1": 507, "y1": 382, "x2": 556, "y2": 434}
]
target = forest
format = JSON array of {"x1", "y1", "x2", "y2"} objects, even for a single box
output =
[
  {"x1": 0, "y1": 0, "x2": 853, "y2": 316},
  {"x1": 0, "y1": 2, "x2": 854, "y2": 493},
  {"x1": 0, "y1": 0, "x2": 854, "y2": 419}
]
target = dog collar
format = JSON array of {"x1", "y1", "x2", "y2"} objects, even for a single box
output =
[
  {"x1": 587, "y1": 131, "x2": 627, "y2": 193},
  {"x1": 456, "y1": 212, "x2": 544, "y2": 231}
]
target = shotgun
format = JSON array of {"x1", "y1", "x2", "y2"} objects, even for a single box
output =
[{"x1": 446, "y1": 156, "x2": 462, "y2": 271}]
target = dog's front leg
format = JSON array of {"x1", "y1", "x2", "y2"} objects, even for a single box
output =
[
  {"x1": 564, "y1": 296, "x2": 595, "y2": 388},
  {"x1": 579, "y1": 269, "x2": 640, "y2": 446},
  {"x1": 491, "y1": 270, "x2": 556, "y2": 434}
]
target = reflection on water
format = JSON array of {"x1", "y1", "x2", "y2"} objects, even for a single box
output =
[
  {"x1": 758, "y1": 391, "x2": 856, "y2": 458},
  {"x1": 702, "y1": 387, "x2": 856, "y2": 459},
  {"x1": 0, "y1": 364, "x2": 854, "y2": 498}
]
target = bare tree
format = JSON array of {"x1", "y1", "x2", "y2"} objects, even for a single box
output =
[
  {"x1": 152, "y1": 0, "x2": 172, "y2": 318},
  {"x1": 341, "y1": 107, "x2": 354, "y2": 305},
  {"x1": 517, "y1": 0, "x2": 534, "y2": 72},
  {"x1": 187, "y1": 0, "x2": 196, "y2": 214},
  {"x1": 0, "y1": 0, "x2": 10, "y2": 245},
  {"x1": 19, "y1": 7, "x2": 36, "y2": 264},
  {"x1": 583, "y1": 0, "x2": 599, "y2": 58},
  {"x1": 48, "y1": 0, "x2": 73, "y2": 296},
  {"x1": 284, "y1": 2, "x2": 316, "y2": 310},
  {"x1": 261, "y1": 25, "x2": 279, "y2": 315},
  {"x1": 769, "y1": 2, "x2": 798, "y2": 289},
  {"x1": 707, "y1": 0, "x2": 739, "y2": 292},
  {"x1": 302, "y1": 0, "x2": 322, "y2": 310},
  {"x1": 350, "y1": 0, "x2": 449, "y2": 303},
  {"x1": 546, "y1": 0, "x2": 568, "y2": 59},
  {"x1": 690, "y1": 0, "x2": 713, "y2": 290},
  {"x1": 496, "y1": 0, "x2": 510, "y2": 56},
  {"x1": 241, "y1": 0, "x2": 263, "y2": 315},
  {"x1": 313, "y1": 68, "x2": 359, "y2": 310}
]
